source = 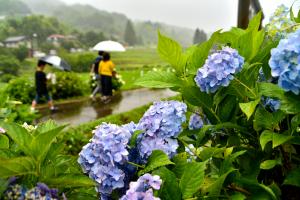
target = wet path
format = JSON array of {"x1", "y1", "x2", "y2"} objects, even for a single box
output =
[{"x1": 37, "y1": 88, "x2": 176, "y2": 126}]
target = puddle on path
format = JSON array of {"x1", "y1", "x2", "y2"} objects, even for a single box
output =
[{"x1": 37, "y1": 88, "x2": 177, "y2": 126}]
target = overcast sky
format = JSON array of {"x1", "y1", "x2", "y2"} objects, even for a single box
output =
[{"x1": 61, "y1": 0, "x2": 295, "y2": 32}]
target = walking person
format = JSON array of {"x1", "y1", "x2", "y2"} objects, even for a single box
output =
[
  {"x1": 31, "y1": 60, "x2": 55, "y2": 111},
  {"x1": 99, "y1": 52, "x2": 116, "y2": 103},
  {"x1": 90, "y1": 51, "x2": 104, "y2": 100}
]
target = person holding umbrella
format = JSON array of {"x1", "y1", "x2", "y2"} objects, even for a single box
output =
[
  {"x1": 99, "y1": 52, "x2": 116, "y2": 103},
  {"x1": 31, "y1": 60, "x2": 55, "y2": 111}
]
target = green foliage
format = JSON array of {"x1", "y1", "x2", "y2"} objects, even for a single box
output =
[
  {"x1": 0, "y1": 55, "x2": 20, "y2": 76},
  {"x1": 138, "y1": 150, "x2": 174, "y2": 176},
  {"x1": 62, "y1": 52, "x2": 95, "y2": 72},
  {"x1": 133, "y1": 12, "x2": 300, "y2": 199},
  {"x1": 0, "y1": 120, "x2": 95, "y2": 194},
  {"x1": 5, "y1": 77, "x2": 35, "y2": 104},
  {"x1": 48, "y1": 72, "x2": 88, "y2": 99}
]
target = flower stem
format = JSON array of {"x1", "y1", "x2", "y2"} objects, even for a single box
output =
[
  {"x1": 234, "y1": 77, "x2": 257, "y2": 98},
  {"x1": 127, "y1": 161, "x2": 144, "y2": 169}
]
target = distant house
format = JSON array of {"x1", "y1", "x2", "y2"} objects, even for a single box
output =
[
  {"x1": 3, "y1": 36, "x2": 30, "y2": 48},
  {"x1": 47, "y1": 34, "x2": 65, "y2": 43}
]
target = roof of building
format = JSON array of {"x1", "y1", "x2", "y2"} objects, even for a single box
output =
[
  {"x1": 47, "y1": 34, "x2": 65, "y2": 39},
  {"x1": 4, "y1": 36, "x2": 27, "y2": 43}
]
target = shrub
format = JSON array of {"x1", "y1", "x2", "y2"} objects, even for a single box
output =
[
  {"x1": 0, "y1": 55, "x2": 20, "y2": 76},
  {"x1": 49, "y1": 72, "x2": 88, "y2": 99},
  {"x1": 5, "y1": 77, "x2": 35, "y2": 104},
  {"x1": 0, "y1": 74, "x2": 16, "y2": 83},
  {"x1": 62, "y1": 52, "x2": 95, "y2": 72}
]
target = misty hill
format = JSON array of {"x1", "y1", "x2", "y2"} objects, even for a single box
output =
[
  {"x1": 0, "y1": 0, "x2": 31, "y2": 16},
  {"x1": 22, "y1": 0, "x2": 195, "y2": 46}
]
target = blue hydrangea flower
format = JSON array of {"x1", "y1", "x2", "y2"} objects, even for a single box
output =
[
  {"x1": 138, "y1": 135, "x2": 179, "y2": 159},
  {"x1": 195, "y1": 46, "x2": 245, "y2": 93},
  {"x1": 189, "y1": 113, "x2": 204, "y2": 130},
  {"x1": 120, "y1": 174, "x2": 162, "y2": 200},
  {"x1": 261, "y1": 97, "x2": 281, "y2": 112},
  {"x1": 269, "y1": 29, "x2": 300, "y2": 95},
  {"x1": 137, "y1": 101, "x2": 187, "y2": 138},
  {"x1": 78, "y1": 123, "x2": 132, "y2": 197},
  {"x1": 136, "y1": 101, "x2": 187, "y2": 160}
]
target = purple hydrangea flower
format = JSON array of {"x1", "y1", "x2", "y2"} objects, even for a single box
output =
[
  {"x1": 269, "y1": 29, "x2": 300, "y2": 95},
  {"x1": 195, "y1": 46, "x2": 245, "y2": 93},
  {"x1": 78, "y1": 123, "x2": 132, "y2": 197},
  {"x1": 136, "y1": 101, "x2": 187, "y2": 160},
  {"x1": 188, "y1": 113, "x2": 204, "y2": 130},
  {"x1": 120, "y1": 174, "x2": 162, "y2": 200}
]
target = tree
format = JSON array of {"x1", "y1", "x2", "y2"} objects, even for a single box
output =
[
  {"x1": 124, "y1": 20, "x2": 137, "y2": 46},
  {"x1": 193, "y1": 28, "x2": 207, "y2": 44}
]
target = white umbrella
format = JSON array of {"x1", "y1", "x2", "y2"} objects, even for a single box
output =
[
  {"x1": 92, "y1": 40, "x2": 126, "y2": 52},
  {"x1": 39, "y1": 55, "x2": 71, "y2": 71}
]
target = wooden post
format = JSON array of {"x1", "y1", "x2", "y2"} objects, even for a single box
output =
[{"x1": 237, "y1": 0, "x2": 251, "y2": 29}]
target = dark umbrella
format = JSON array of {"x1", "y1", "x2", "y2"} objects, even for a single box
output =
[{"x1": 39, "y1": 55, "x2": 71, "y2": 71}]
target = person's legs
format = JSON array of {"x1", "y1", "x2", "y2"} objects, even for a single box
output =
[
  {"x1": 91, "y1": 79, "x2": 101, "y2": 97},
  {"x1": 45, "y1": 93, "x2": 55, "y2": 110},
  {"x1": 31, "y1": 94, "x2": 40, "y2": 111}
]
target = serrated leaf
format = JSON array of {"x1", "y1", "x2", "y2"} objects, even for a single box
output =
[
  {"x1": 30, "y1": 124, "x2": 66, "y2": 162},
  {"x1": 139, "y1": 150, "x2": 174, "y2": 176},
  {"x1": 0, "y1": 134, "x2": 9, "y2": 149},
  {"x1": 239, "y1": 99, "x2": 260, "y2": 120},
  {"x1": 153, "y1": 167, "x2": 181, "y2": 200},
  {"x1": 189, "y1": 30, "x2": 221, "y2": 74},
  {"x1": 260, "y1": 130, "x2": 294, "y2": 150},
  {"x1": 157, "y1": 31, "x2": 186, "y2": 74},
  {"x1": 45, "y1": 174, "x2": 96, "y2": 188},
  {"x1": 179, "y1": 161, "x2": 207, "y2": 199},
  {"x1": 172, "y1": 153, "x2": 188, "y2": 178},
  {"x1": 199, "y1": 147, "x2": 225, "y2": 161},
  {"x1": 0, "y1": 122, "x2": 33, "y2": 156},
  {"x1": 0, "y1": 157, "x2": 35, "y2": 178},
  {"x1": 135, "y1": 71, "x2": 182, "y2": 88},
  {"x1": 253, "y1": 108, "x2": 285, "y2": 131},
  {"x1": 203, "y1": 168, "x2": 236, "y2": 196},
  {"x1": 283, "y1": 168, "x2": 300, "y2": 187},
  {"x1": 129, "y1": 130, "x2": 143, "y2": 147},
  {"x1": 260, "y1": 159, "x2": 282, "y2": 170}
]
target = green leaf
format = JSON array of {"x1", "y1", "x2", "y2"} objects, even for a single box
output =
[
  {"x1": 129, "y1": 130, "x2": 143, "y2": 147},
  {"x1": 30, "y1": 124, "x2": 66, "y2": 162},
  {"x1": 283, "y1": 168, "x2": 300, "y2": 187},
  {"x1": 0, "y1": 122, "x2": 33, "y2": 156},
  {"x1": 217, "y1": 95, "x2": 238, "y2": 122},
  {"x1": 157, "y1": 31, "x2": 186, "y2": 74},
  {"x1": 172, "y1": 153, "x2": 188, "y2": 178},
  {"x1": 0, "y1": 134, "x2": 9, "y2": 149},
  {"x1": 260, "y1": 159, "x2": 282, "y2": 170},
  {"x1": 253, "y1": 108, "x2": 285, "y2": 131},
  {"x1": 188, "y1": 30, "x2": 221, "y2": 74},
  {"x1": 199, "y1": 147, "x2": 225, "y2": 161},
  {"x1": 181, "y1": 86, "x2": 218, "y2": 123},
  {"x1": 153, "y1": 167, "x2": 181, "y2": 200},
  {"x1": 179, "y1": 161, "x2": 207, "y2": 199},
  {"x1": 203, "y1": 168, "x2": 236, "y2": 196},
  {"x1": 258, "y1": 83, "x2": 285, "y2": 99},
  {"x1": 239, "y1": 99, "x2": 260, "y2": 120},
  {"x1": 139, "y1": 150, "x2": 174, "y2": 176},
  {"x1": 220, "y1": 150, "x2": 246, "y2": 175},
  {"x1": 260, "y1": 130, "x2": 294, "y2": 150},
  {"x1": 0, "y1": 157, "x2": 35, "y2": 178},
  {"x1": 247, "y1": 12, "x2": 262, "y2": 31},
  {"x1": 135, "y1": 71, "x2": 182, "y2": 88},
  {"x1": 45, "y1": 174, "x2": 96, "y2": 188}
]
